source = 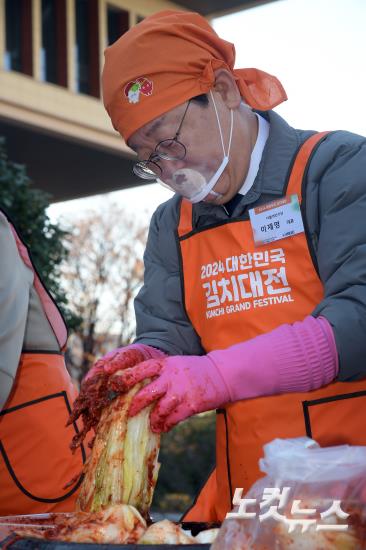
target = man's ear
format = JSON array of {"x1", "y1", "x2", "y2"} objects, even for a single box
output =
[{"x1": 213, "y1": 68, "x2": 241, "y2": 109}]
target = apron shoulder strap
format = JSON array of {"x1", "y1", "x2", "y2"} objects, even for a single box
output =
[
  {"x1": 177, "y1": 198, "x2": 193, "y2": 237},
  {"x1": 287, "y1": 130, "x2": 334, "y2": 276},
  {"x1": 287, "y1": 131, "x2": 331, "y2": 199}
]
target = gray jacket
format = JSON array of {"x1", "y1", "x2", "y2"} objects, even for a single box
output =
[
  {"x1": 134, "y1": 110, "x2": 366, "y2": 382},
  {"x1": 0, "y1": 211, "x2": 60, "y2": 409}
]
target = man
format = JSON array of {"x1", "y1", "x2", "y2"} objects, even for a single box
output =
[
  {"x1": 0, "y1": 210, "x2": 88, "y2": 514},
  {"x1": 90, "y1": 10, "x2": 366, "y2": 521}
]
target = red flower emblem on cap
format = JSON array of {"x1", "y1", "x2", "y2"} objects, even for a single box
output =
[{"x1": 124, "y1": 77, "x2": 153, "y2": 104}]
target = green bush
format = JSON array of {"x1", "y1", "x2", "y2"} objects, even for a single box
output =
[{"x1": 0, "y1": 136, "x2": 80, "y2": 330}]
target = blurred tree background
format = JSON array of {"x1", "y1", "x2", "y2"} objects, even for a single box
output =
[
  {"x1": 60, "y1": 206, "x2": 147, "y2": 382},
  {"x1": 0, "y1": 137, "x2": 216, "y2": 516}
]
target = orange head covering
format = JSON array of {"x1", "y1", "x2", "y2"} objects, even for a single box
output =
[{"x1": 102, "y1": 10, "x2": 287, "y2": 142}]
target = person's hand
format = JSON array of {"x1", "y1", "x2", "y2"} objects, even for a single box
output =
[
  {"x1": 110, "y1": 316, "x2": 339, "y2": 433},
  {"x1": 84, "y1": 343, "x2": 165, "y2": 381},
  {"x1": 114, "y1": 355, "x2": 231, "y2": 432},
  {"x1": 68, "y1": 344, "x2": 166, "y2": 447}
]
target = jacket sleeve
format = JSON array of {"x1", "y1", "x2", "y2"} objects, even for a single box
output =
[
  {"x1": 0, "y1": 212, "x2": 34, "y2": 409},
  {"x1": 134, "y1": 201, "x2": 205, "y2": 356},
  {"x1": 307, "y1": 132, "x2": 366, "y2": 381}
]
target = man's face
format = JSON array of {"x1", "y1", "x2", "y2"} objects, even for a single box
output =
[{"x1": 128, "y1": 92, "x2": 257, "y2": 204}]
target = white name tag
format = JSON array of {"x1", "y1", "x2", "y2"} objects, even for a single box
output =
[{"x1": 249, "y1": 194, "x2": 305, "y2": 246}]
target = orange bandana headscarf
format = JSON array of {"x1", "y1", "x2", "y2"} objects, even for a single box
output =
[{"x1": 102, "y1": 10, "x2": 287, "y2": 142}]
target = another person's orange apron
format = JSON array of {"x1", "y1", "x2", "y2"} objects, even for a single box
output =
[
  {"x1": 0, "y1": 216, "x2": 88, "y2": 515},
  {"x1": 178, "y1": 133, "x2": 366, "y2": 522}
]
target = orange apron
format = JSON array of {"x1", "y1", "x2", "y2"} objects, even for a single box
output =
[
  {"x1": 178, "y1": 133, "x2": 366, "y2": 522},
  {"x1": 0, "y1": 216, "x2": 88, "y2": 515}
]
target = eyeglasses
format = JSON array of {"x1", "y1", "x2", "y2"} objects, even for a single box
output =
[{"x1": 132, "y1": 101, "x2": 191, "y2": 181}]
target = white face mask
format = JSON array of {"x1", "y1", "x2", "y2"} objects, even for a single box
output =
[{"x1": 161, "y1": 90, "x2": 234, "y2": 203}]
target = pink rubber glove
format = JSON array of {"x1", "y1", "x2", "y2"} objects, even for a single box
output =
[
  {"x1": 84, "y1": 343, "x2": 165, "y2": 381},
  {"x1": 116, "y1": 316, "x2": 338, "y2": 433},
  {"x1": 118, "y1": 355, "x2": 230, "y2": 433}
]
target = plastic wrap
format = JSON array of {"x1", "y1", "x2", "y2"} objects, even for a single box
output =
[{"x1": 212, "y1": 437, "x2": 366, "y2": 549}]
